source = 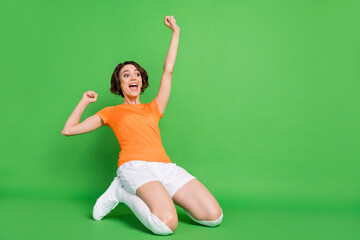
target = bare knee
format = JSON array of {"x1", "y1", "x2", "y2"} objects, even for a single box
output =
[
  {"x1": 193, "y1": 206, "x2": 222, "y2": 222},
  {"x1": 135, "y1": 181, "x2": 178, "y2": 232},
  {"x1": 207, "y1": 206, "x2": 223, "y2": 221},
  {"x1": 152, "y1": 210, "x2": 178, "y2": 232}
]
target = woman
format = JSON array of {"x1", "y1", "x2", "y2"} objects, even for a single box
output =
[{"x1": 62, "y1": 15, "x2": 223, "y2": 235}]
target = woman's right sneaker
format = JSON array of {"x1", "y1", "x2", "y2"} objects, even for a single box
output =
[{"x1": 92, "y1": 176, "x2": 124, "y2": 221}]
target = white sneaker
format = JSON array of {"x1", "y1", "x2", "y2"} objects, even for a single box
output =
[{"x1": 92, "y1": 176, "x2": 124, "y2": 221}]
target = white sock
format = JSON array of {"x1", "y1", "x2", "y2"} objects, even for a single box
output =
[
  {"x1": 117, "y1": 184, "x2": 174, "y2": 235},
  {"x1": 184, "y1": 208, "x2": 223, "y2": 227}
]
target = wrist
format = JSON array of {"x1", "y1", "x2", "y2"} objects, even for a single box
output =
[{"x1": 80, "y1": 99, "x2": 90, "y2": 106}]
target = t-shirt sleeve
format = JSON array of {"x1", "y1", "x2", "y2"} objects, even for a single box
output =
[
  {"x1": 151, "y1": 98, "x2": 164, "y2": 119},
  {"x1": 96, "y1": 106, "x2": 113, "y2": 126}
]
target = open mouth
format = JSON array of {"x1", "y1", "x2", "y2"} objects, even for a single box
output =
[{"x1": 129, "y1": 83, "x2": 139, "y2": 92}]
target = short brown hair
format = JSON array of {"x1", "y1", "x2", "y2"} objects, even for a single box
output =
[{"x1": 110, "y1": 61, "x2": 149, "y2": 98}]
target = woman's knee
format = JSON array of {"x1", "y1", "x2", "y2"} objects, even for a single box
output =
[
  {"x1": 136, "y1": 180, "x2": 178, "y2": 231},
  {"x1": 185, "y1": 207, "x2": 223, "y2": 227},
  {"x1": 207, "y1": 206, "x2": 223, "y2": 221},
  {"x1": 187, "y1": 204, "x2": 223, "y2": 220},
  {"x1": 152, "y1": 210, "x2": 178, "y2": 232},
  {"x1": 205, "y1": 207, "x2": 223, "y2": 227},
  {"x1": 186, "y1": 203, "x2": 222, "y2": 222}
]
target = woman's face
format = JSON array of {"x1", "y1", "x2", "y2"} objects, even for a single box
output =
[{"x1": 119, "y1": 64, "x2": 142, "y2": 97}]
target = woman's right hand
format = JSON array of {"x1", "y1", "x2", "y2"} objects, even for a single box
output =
[{"x1": 81, "y1": 90, "x2": 98, "y2": 104}]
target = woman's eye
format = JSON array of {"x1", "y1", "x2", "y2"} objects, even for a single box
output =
[{"x1": 124, "y1": 73, "x2": 140, "y2": 77}]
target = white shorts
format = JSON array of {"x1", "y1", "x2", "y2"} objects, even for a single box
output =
[{"x1": 116, "y1": 160, "x2": 196, "y2": 198}]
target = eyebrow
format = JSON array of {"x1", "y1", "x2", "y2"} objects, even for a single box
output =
[{"x1": 121, "y1": 69, "x2": 139, "y2": 74}]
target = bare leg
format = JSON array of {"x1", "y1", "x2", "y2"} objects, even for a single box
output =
[
  {"x1": 119, "y1": 181, "x2": 175, "y2": 235},
  {"x1": 92, "y1": 177, "x2": 174, "y2": 235},
  {"x1": 172, "y1": 178, "x2": 223, "y2": 227},
  {"x1": 134, "y1": 180, "x2": 178, "y2": 232}
]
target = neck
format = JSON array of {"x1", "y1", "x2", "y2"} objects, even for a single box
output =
[{"x1": 123, "y1": 96, "x2": 141, "y2": 105}]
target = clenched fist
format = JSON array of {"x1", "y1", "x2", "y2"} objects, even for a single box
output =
[
  {"x1": 164, "y1": 15, "x2": 180, "y2": 33},
  {"x1": 81, "y1": 90, "x2": 98, "y2": 104}
]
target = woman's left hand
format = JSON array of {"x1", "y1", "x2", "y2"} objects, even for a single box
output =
[{"x1": 164, "y1": 15, "x2": 180, "y2": 33}]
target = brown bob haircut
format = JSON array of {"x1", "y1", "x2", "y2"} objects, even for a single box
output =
[{"x1": 110, "y1": 61, "x2": 149, "y2": 98}]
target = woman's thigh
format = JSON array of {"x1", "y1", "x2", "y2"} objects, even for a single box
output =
[
  {"x1": 172, "y1": 178, "x2": 222, "y2": 221},
  {"x1": 136, "y1": 180, "x2": 178, "y2": 228}
]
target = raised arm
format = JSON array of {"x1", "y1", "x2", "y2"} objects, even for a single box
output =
[
  {"x1": 155, "y1": 15, "x2": 180, "y2": 116},
  {"x1": 61, "y1": 91, "x2": 104, "y2": 136}
]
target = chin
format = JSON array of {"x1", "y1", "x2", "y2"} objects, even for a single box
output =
[{"x1": 130, "y1": 93, "x2": 139, "y2": 97}]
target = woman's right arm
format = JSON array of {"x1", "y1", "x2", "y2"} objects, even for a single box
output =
[{"x1": 61, "y1": 91, "x2": 104, "y2": 136}]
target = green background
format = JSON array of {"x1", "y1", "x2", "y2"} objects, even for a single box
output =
[{"x1": 1, "y1": 0, "x2": 359, "y2": 239}]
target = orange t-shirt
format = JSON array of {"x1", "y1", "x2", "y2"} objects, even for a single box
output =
[{"x1": 96, "y1": 98, "x2": 172, "y2": 168}]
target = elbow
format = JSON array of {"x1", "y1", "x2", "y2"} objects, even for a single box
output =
[
  {"x1": 163, "y1": 67, "x2": 173, "y2": 74},
  {"x1": 61, "y1": 129, "x2": 71, "y2": 136}
]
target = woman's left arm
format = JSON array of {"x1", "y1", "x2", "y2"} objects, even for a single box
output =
[{"x1": 155, "y1": 15, "x2": 180, "y2": 116}]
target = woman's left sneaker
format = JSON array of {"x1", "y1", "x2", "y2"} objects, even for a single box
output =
[{"x1": 92, "y1": 176, "x2": 123, "y2": 220}]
